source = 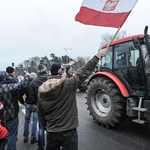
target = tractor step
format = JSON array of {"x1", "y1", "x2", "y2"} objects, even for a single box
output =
[
  {"x1": 133, "y1": 119, "x2": 146, "y2": 124},
  {"x1": 132, "y1": 97, "x2": 147, "y2": 125},
  {"x1": 132, "y1": 107, "x2": 147, "y2": 112}
]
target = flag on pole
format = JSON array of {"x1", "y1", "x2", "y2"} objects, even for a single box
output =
[{"x1": 75, "y1": 0, "x2": 138, "y2": 28}]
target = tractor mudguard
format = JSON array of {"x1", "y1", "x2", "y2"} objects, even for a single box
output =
[{"x1": 89, "y1": 72, "x2": 129, "y2": 97}]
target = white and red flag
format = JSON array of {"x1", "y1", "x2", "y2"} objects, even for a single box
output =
[{"x1": 75, "y1": 0, "x2": 138, "y2": 28}]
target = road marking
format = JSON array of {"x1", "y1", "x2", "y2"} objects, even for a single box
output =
[{"x1": 22, "y1": 108, "x2": 25, "y2": 115}]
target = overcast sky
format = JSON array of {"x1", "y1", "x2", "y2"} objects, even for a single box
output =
[{"x1": 0, "y1": 0, "x2": 149, "y2": 70}]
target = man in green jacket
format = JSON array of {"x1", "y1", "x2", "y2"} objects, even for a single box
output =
[{"x1": 38, "y1": 48, "x2": 108, "y2": 150}]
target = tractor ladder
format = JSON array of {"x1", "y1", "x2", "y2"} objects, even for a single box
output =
[{"x1": 132, "y1": 97, "x2": 147, "y2": 124}]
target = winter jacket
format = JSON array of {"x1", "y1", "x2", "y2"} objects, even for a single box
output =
[
  {"x1": 28, "y1": 74, "x2": 47, "y2": 104},
  {"x1": 7, "y1": 74, "x2": 18, "y2": 83},
  {"x1": 24, "y1": 78, "x2": 33, "y2": 104},
  {"x1": 38, "y1": 56, "x2": 99, "y2": 132},
  {"x1": 0, "y1": 71, "x2": 30, "y2": 121},
  {"x1": 7, "y1": 74, "x2": 25, "y2": 105}
]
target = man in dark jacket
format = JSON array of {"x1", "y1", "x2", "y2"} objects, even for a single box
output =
[
  {"x1": 29, "y1": 64, "x2": 48, "y2": 150},
  {"x1": 23, "y1": 72, "x2": 38, "y2": 143},
  {"x1": 6, "y1": 66, "x2": 25, "y2": 105},
  {"x1": 38, "y1": 48, "x2": 108, "y2": 150},
  {"x1": 0, "y1": 71, "x2": 30, "y2": 150}
]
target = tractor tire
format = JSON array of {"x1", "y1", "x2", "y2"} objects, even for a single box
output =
[{"x1": 86, "y1": 77, "x2": 126, "y2": 128}]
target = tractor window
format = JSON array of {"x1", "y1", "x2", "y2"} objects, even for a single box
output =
[
  {"x1": 129, "y1": 47, "x2": 140, "y2": 67},
  {"x1": 101, "y1": 46, "x2": 112, "y2": 69},
  {"x1": 114, "y1": 43, "x2": 140, "y2": 68},
  {"x1": 142, "y1": 45, "x2": 150, "y2": 74},
  {"x1": 114, "y1": 41, "x2": 145, "y2": 95}
]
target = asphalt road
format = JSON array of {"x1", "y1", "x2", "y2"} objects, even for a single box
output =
[{"x1": 16, "y1": 91, "x2": 150, "y2": 150}]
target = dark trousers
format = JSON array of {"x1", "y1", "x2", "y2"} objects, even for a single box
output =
[
  {"x1": 46, "y1": 128, "x2": 78, "y2": 150},
  {"x1": 0, "y1": 138, "x2": 7, "y2": 150}
]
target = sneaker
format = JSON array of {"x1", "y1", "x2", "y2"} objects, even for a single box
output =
[
  {"x1": 24, "y1": 139, "x2": 28, "y2": 143},
  {"x1": 31, "y1": 139, "x2": 38, "y2": 144}
]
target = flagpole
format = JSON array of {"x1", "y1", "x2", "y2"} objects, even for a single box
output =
[{"x1": 106, "y1": 27, "x2": 121, "y2": 49}]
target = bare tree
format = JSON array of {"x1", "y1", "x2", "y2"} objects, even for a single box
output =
[
  {"x1": 100, "y1": 30, "x2": 128, "y2": 46},
  {"x1": 74, "y1": 57, "x2": 86, "y2": 70},
  {"x1": 15, "y1": 53, "x2": 91, "y2": 74}
]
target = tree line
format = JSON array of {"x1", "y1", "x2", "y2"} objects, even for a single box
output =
[
  {"x1": 15, "y1": 53, "x2": 90, "y2": 76},
  {"x1": 14, "y1": 30, "x2": 127, "y2": 76}
]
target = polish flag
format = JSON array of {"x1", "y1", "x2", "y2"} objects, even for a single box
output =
[{"x1": 75, "y1": 0, "x2": 138, "y2": 28}]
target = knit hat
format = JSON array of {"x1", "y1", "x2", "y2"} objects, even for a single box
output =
[
  {"x1": 6, "y1": 66, "x2": 14, "y2": 73},
  {"x1": 29, "y1": 72, "x2": 37, "y2": 79},
  {"x1": 37, "y1": 64, "x2": 47, "y2": 74},
  {"x1": 51, "y1": 63, "x2": 64, "y2": 75}
]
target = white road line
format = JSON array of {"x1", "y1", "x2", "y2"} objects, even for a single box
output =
[{"x1": 22, "y1": 108, "x2": 25, "y2": 115}]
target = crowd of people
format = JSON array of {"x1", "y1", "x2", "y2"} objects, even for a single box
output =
[{"x1": 0, "y1": 48, "x2": 108, "y2": 150}]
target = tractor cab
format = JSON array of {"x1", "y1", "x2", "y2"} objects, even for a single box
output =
[{"x1": 100, "y1": 27, "x2": 150, "y2": 99}]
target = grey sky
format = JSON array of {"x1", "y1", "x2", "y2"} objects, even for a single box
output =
[{"x1": 0, "y1": 0, "x2": 149, "y2": 70}]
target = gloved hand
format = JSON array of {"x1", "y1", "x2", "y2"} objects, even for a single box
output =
[{"x1": 96, "y1": 48, "x2": 108, "y2": 59}]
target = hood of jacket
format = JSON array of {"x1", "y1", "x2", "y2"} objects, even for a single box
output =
[
  {"x1": 38, "y1": 74, "x2": 66, "y2": 100},
  {"x1": 38, "y1": 76, "x2": 66, "y2": 94},
  {"x1": 0, "y1": 71, "x2": 9, "y2": 83}
]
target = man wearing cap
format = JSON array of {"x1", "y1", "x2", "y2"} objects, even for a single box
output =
[
  {"x1": 29, "y1": 65, "x2": 48, "y2": 149},
  {"x1": 6, "y1": 66, "x2": 18, "y2": 83},
  {"x1": 23, "y1": 72, "x2": 38, "y2": 144},
  {"x1": 0, "y1": 71, "x2": 30, "y2": 150},
  {"x1": 38, "y1": 48, "x2": 108, "y2": 150},
  {"x1": 6, "y1": 66, "x2": 25, "y2": 106}
]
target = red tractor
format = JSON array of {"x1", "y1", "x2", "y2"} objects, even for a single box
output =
[{"x1": 86, "y1": 26, "x2": 150, "y2": 128}]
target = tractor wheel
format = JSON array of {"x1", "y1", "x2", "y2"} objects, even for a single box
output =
[{"x1": 86, "y1": 77, "x2": 126, "y2": 128}]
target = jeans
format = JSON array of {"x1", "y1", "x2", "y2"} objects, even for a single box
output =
[
  {"x1": 23, "y1": 104, "x2": 38, "y2": 141},
  {"x1": 46, "y1": 128, "x2": 78, "y2": 150},
  {"x1": 6, "y1": 116, "x2": 19, "y2": 150},
  {"x1": 38, "y1": 122, "x2": 45, "y2": 150}
]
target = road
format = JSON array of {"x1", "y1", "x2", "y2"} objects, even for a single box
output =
[{"x1": 16, "y1": 90, "x2": 150, "y2": 150}]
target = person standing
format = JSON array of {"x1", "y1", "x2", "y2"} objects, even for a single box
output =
[
  {"x1": 37, "y1": 48, "x2": 108, "y2": 150},
  {"x1": 29, "y1": 64, "x2": 48, "y2": 150},
  {"x1": 6, "y1": 66, "x2": 25, "y2": 106},
  {"x1": 23, "y1": 72, "x2": 38, "y2": 143},
  {"x1": 0, "y1": 71, "x2": 30, "y2": 150}
]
